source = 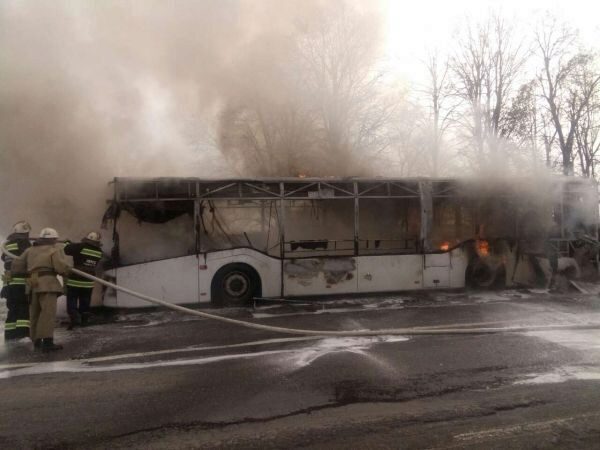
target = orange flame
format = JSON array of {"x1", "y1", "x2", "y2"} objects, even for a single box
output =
[
  {"x1": 439, "y1": 242, "x2": 450, "y2": 251},
  {"x1": 477, "y1": 240, "x2": 489, "y2": 257},
  {"x1": 297, "y1": 173, "x2": 307, "y2": 178}
]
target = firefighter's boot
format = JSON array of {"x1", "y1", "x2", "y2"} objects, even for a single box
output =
[
  {"x1": 33, "y1": 339, "x2": 42, "y2": 351},
  {"x1": 68, "y1": 312, "x2": 81, "y2": 330},
  {"x1": 80, "y1": 313, "x2": 90, "y2": 327},
  {"x1": 41, "y1": 338, "x2": 63, "y2": 352}
]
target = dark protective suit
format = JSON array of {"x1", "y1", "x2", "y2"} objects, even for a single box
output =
[
  {"x1": 64, "y1": 240, "x2": 104, "y2": 326},
  {"x1": 1, "y1": 233, "x2": 31, "y2": 340}
]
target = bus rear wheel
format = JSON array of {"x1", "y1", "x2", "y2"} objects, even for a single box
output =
[
  {"x1": 211, "y1": 263, "x2": 260, "y2": 307},
  {"x1": 466, "y1": 259, "x2": 505, "y2": 289}
]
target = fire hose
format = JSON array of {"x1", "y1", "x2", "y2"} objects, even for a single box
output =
[{"x1": 3, "y1": 243, "x2": 600, "y2": 336}]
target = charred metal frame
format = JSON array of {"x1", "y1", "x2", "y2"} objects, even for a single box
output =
[{"x1": 109, "y1": 176, "x2": 599, "y2": 262}]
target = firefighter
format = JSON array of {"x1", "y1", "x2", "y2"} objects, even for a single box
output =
[
  {"x1": 11, "y1": 227, "x2": 71, "y2": 351},
  {"x1": 64, "y1": 231, "x2": 104, "y2": 328},
  {"x1": 1, "y1": 221, "x2": 32, "y2": 341}
]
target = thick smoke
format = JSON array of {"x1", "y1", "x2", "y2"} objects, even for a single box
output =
[
  {"x1": 216, "y1": 2, "x2": 387, "y2": 177},
  {"x1": 0, "y1": 0, "x2": 557, "y2": 256},
  {"x1": 1, "y1": 0, "x2": 379, "y2": 240}
]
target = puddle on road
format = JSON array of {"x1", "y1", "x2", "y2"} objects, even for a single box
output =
[
  {"x1": 470, "y1": 290, "x2": 534, "y2": 303},
  {"x1": 118, "y1": 312, "x2": 201, "y2": 329},
  {"x1": 526, "y1": 330, "x2": 600, "y2": 351},
  {"x1": 251, "y1": 298, "x2": 408, "y2": 319},
  {"x1": 0, "y1": 336, "x2": 409, "y2": 379},
  {"x1": 251, "y1": 307, "x2": 398, "y2": 319},
  {"x1": 518, "y1": 329, "x2": 600, "y2": 385},
  {"x1": 251, "y1": 290, "x2": 543, "y2": 320},
  {"x1": 516, "y1": 366, "x2": 600, "y2": 385}
]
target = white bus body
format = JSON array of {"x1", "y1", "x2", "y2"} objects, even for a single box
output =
[
  {"x1": 105, "y1": 248, "x2": 468, "y2": 308},
  {"x1": 102, "y1": 177, "x2": 598, "y2": 308}
]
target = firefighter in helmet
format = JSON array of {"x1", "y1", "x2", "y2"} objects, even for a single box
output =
[
  {"x1": 11, "y1": 228, "x2": 71, "y2": 351},
  {"x1": 1, "y1": 221, "x2": 33, "y2": 341},
  {"x1": 64, "y1": 231, "x2": 104, "y2": 328}
]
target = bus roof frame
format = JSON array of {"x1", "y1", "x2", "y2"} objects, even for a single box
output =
[{"x1": 111, "y1": 176, "x2": 597, "y2": 203}]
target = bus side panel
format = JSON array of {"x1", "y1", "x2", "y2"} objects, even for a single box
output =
[
  {"x1": 357, "y1": 255, "x2": 423, "y2": 293},
  {"x1": 283, "y1": 257, "x2": 358, "y2": 296},
  {"x1": 202, "y1": 249, "x2": 281, "y2": 302},
  {"x1": 357, "y1": 249, "x2": 468, "y2": 293},
  {"x1": 110, "y1": 255, "x2": 200, "y2": 308},
  {"x1": 424, "y1": 253, "x2": 450, "y2": 288},
  {"x1": 423, "y1": 249, "x2": 468, "y2": 288},
  {"x1": 448, "y1": 248, "x2": 468, "y2": 288}
]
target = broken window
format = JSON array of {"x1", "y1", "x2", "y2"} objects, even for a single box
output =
[{"x1": 358, "y1": 198, "x2": 420, "y2": 254}]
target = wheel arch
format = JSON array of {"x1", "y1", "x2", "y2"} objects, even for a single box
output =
[{"x1": 210, "y1": 262, "x2": 263, "y2": 306}]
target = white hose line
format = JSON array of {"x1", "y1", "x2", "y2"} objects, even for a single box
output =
[
  {"x1": 70, "y1": 268, "x2": 600, "y2": 336},
  {"x1": 4, "y1": 243, "x2": 600, "y2": 336}
]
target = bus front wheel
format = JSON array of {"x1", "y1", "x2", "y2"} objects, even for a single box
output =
[{"x1": 211, "y1": 263, "x2": 261, "y2": 307}]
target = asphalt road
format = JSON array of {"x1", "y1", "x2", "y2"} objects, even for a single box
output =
[{"x1": 2, "y1": 290, "x2": 600, "y2": 449}]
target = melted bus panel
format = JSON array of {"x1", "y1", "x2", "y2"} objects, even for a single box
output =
[{"x1": 104, "y1": 177, "x2": 599, "y2": 307}]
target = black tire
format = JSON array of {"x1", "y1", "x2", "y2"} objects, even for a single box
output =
[
  {"x1": 211, "y1": 263, "x2": 260, "y2": 307},
  {"x1": 466, "y1": 259, "x2": 496, "y2": 288}
]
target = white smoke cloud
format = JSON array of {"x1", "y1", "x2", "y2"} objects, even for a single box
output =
[{"x1": 0, "y1": 0, "x2": 356, "y2": 239}]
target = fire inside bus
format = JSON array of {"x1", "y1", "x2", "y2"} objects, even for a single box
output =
[{"x1": 101, "y1": 177, "x2": 599, "y2": 308}]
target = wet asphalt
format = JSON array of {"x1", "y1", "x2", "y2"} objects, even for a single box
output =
[{"x1": 2, "y1": 290, "x2": 600, "y2": 449}]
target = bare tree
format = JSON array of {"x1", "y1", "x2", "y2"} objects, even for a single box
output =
[
  {"x1": 501, "y1": 80, "x2": 539, "y2": 161},
  {"x1": 535, "y1": 16, "x2": 600, "y2": 175},
  {"x1": 451, "y1": 18, "x2": 490, "y2": 159},
  {"x1": 540, "y1": 108, "x2": 559, "y2": 169},
  {"x1": 218, "y1": 3, "x2": 397, "y2": 177},
  {"x1": 575, "y1": 87, "x2": 600, "y2": 177},
  {"x1": 421, "y1": 50, "x2": 455, "y2": 175},
  {"x1": 502, "y1": 81, "x2": 534, "y2": 142},
  {"x1": 450, "y1": 13, "x2": 529, "y2": 167},
  {"x1": 218, "y1": 96, "x2": 317, "y2": 176},
  {"x1": 296, "y1": 3, "x2": 396, "y2": 174}
]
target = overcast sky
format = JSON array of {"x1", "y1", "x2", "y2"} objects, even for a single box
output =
[{"x1": 384, "y1": 0, "x2": 600, "y2": 83}]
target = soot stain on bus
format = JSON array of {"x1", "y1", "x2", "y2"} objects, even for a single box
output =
[
  {"x1": 284, "y1": 258, "x2": 356, "y2": 286},
  {"x1": 101, "y1": 176, "x2": 600, "y2": 307}
]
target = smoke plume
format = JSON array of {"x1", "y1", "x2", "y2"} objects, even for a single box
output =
[{"x1": 1, "y1": 0, "x2": 384, "y2": 240}]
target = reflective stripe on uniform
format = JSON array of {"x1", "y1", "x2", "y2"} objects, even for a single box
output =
[
  {"x1": 4, "y1": 322, "x2": 16, "y2": 330},
  {"x1": 67, "y1": 279, "x2": 95, "y2": 288},
  {"x1": 81, "y1": 248, "x2": 102, "y2": 258},
  {"x1": 8, "y1": 277, "x2": 26, "y2": 285},
  {"x1": 16, "y1": 320, "x2": 30, "y2": 328},
  {"x1": 5, "y1": 243, "x2": 19, "y2": 251}
]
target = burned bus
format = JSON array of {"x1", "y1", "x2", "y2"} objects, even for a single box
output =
[{"x1": 101, "y1": 177, "x2": 599, "y2": 308}]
